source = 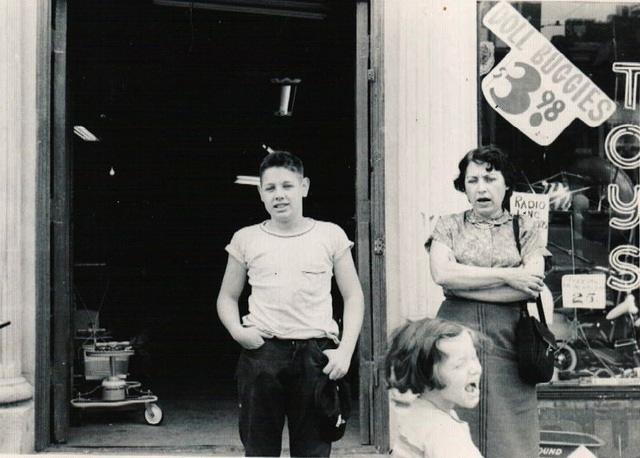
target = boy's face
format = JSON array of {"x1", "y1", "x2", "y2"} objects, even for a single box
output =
[
  {"x1": 258, "y1": 167, "x2": 309, "y2": 224},
  {"x1": 433, "y1": 331, "x2": 482, "y2": 410}
]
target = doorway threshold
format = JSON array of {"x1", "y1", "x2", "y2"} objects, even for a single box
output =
[{"x1": 44, "y1": 444, "x2": 383, "y2": 457}]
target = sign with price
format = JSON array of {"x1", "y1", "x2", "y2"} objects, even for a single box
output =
[
  {"x1": 481, "y1": 1, "x2": 616, "y2": 146},
  {"x1": 561, "y1": 274, "x2": 606, "y2": 309}
]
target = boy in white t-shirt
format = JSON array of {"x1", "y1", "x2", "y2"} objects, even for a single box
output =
[
  {"x1": 216, "y1": 151, "x2": 364, "y2": 457},
  {"x1": 385, "y1": 318, "x2": 484, "y2": 458}
]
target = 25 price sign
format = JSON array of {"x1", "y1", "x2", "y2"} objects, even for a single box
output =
[{"x1": 562, "y1": 274, "x2": 606, "y2": 310}]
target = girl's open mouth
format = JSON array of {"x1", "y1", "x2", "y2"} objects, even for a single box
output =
[{"x1": 465, "y1": 382, "x2": 479, "y2": 393}]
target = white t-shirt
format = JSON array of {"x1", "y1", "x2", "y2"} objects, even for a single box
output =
[
  {"x1": 225, "y1": 219, "x2": 353, "y2": 341},
  {"x1": 392, "y1": 397, "x2": 483, "y2": 458}
]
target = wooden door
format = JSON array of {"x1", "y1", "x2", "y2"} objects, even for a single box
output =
[
  {"x1": 51, "y1": 0, "x2": 73, "y2": 444},
  {"x1": 355, "y1": 0, "x2": 373, "y2": 445},
  {"x1": 356, "y1": 0, "x2": 388, "y2": 451},
  {"x1": 368, "y1": 0, "x2": 389, "y2": 451},
  {"x1": 34, "y1": 0, "x2": 53, "y2": 451}
]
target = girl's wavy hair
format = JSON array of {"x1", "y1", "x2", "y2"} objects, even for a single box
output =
[
  {"x1": 453, "y1": 145, "x2": 517, "y2": 210},
  {"x1": 384, "y1": 318, "x2": 483, "y2": 393}
]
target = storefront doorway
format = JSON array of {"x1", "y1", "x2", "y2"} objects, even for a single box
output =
[{"x1": 44, "y1": 0, "x2": 383, "y2": 452}]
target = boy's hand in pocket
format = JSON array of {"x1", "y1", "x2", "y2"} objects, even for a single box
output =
[{"x1": 232, "y1": 327, "x2": 271, "y2": 350}]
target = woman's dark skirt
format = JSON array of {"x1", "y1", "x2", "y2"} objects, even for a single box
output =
[{"x1": 437, "y1": 297, "x2": 539, "y2": 458}]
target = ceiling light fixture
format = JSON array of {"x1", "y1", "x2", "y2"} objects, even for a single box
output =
[
  {"x1": 74, "y1": 126, "x2": 100, "y2": 142},
  {"x1": 235, "y1": 175, "x2": 260, "y2": 186},
  {"x1": 271, "y1": 78, "x2": 301, "y2": 117}
]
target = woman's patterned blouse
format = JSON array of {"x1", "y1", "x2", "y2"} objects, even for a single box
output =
[{"x1": 426, "y1": 209, "x2": 548, "y2": 269}]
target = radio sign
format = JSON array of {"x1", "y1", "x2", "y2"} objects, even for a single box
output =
[
  {"x1": 481, "y1": 1, "x2": 616, "y2": 146},
  {"x1": 510, "y1": 192, "x2": 549, "y2": 246}
]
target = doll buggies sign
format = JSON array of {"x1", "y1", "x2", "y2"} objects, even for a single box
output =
[{"x1": 481, "y1": 1, "x2": 616, "y2": 146}]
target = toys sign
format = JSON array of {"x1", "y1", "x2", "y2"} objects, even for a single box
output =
[{"x1": 481, "y1": 1, "x2": 615, "y2": 146}]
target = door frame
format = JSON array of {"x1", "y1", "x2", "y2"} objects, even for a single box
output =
[
  {"x1": 355, "y1": 0, "x2": 372, "y2": 447},
  {"x1": 355, "y1": 0, "x2": 389, "y2": 452},
  {"x1": 50, "y1": 0, "x2": 73, "y2": 445},
  {"x1": 39, "y1": 0, "x2": 389, "y2": 450},
  {"x1": 34, "y1": 0, "x2": 53, "y2": 451},
  {"x1": 35, "y1": 0, "x2": 73, "y2": 448},
  {"x1": 367, "y1": 0, "x2": 389, "y2": 452}
]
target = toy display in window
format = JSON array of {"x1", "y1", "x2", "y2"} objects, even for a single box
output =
[
  {"x1": 515, "y1": 161, "x2": 639, "y2": 383},
  {"x1": 554, "y1": 294, "x2": 640, "y2": 380}
]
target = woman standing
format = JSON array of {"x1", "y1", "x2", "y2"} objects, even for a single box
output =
[{"x1": 426, "y1": 146, "x2": 548, "y2": 458}]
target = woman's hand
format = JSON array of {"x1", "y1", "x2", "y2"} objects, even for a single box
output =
[{"x1": 503, "y1": 268, "x2": 545, "y2": 297}]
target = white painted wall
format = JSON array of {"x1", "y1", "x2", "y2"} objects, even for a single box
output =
[
  {"x1": 384, "y1": 0, "x2": 478, "y2": 333},
  {"x1": 20, "y1": 0, "x2": 38, "y2": 391},
  {"x1": 382, "y1": 1, "x2": 479, "y2": 449},
  {"x1": 0, "y1": 0, "x2": 40, "y2": 453}
]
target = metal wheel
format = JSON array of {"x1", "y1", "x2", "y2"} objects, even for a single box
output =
[
  {"x1": 594, "y1": 367, "x2": 615, "y2": 378},
  {"x1": 144, "y1": 403, "x2": 163, "y2": 425},
  {"x1": 554, "y1": 342, "x2": 578, "y2": 372}
]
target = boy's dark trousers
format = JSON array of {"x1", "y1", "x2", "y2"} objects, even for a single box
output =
[{"x1": 236, "y1": 337, "x2": 336, "y2": 457}]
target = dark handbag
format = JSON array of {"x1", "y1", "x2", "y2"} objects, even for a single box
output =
[
  {"x1": 516, "y1": 298, "x2": 557, "y2": 384},
  {"x1": 513, "y1": 217, "x2": 558, "y2": 385}
]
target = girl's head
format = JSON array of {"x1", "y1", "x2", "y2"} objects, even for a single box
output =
[
  {"x1": 453, "y1": 145, "x2": 516, "y2": 217},
  {"x1": 385, "y1": 318, "x2": 482, "y2": 410}
]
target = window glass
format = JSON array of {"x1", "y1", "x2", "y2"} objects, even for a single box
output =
[{"x1": 478, "y1": 1, "x2": 640, "y2": 384}]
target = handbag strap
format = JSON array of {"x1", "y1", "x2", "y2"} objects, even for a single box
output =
[
  {"x1": 512, "y1": 215, "x2": 522, "y2": 254},
  {"x1": 512, "y1": 216, "x2": 548, "y2": 325}
]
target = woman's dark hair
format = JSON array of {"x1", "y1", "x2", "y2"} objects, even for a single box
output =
[
  {"x1": 453, "y1": 145, "x2": 516, "y2": 209},
  {"x1": 384, "y1": 318, "x2": 481, "y2": 394},
  {"x1": 259, "y1": 150, "x2": 304, "y2": 178}
]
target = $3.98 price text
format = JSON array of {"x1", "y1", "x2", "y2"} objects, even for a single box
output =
[{"x1": 490, "y1": 62, "x2": 566, "y2": 128}]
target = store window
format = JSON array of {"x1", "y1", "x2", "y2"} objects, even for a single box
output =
[{"x1": 477, "y1": 1, "x2": 640, "y2": 385}]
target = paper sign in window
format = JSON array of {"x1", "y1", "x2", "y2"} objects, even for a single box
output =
[
  {"x1": 510, "y1": 192, "x2": 550, "y2": 246},
  {"x1": 561, "y1": 274, "x2": 606, "y2": 309},
  {"x1": 481, "y1": 1, "x2": 616, "y2": 146}
]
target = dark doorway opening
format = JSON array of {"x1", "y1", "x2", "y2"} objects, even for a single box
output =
[{"x1": 66, "y1": 0, "x2": 361, "y2": 448}]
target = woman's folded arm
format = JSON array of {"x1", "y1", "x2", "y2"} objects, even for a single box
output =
[{"x1": 429, "y1": 241, "x2": 545, "y2": 300}]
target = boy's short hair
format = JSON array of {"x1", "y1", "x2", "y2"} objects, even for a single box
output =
[
  {"x1": 259, "y1": 150, "x2": 304, "y2": 179},
  {"x1": 384, "y1": 318, "x2": 481, "y2": 394}
]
